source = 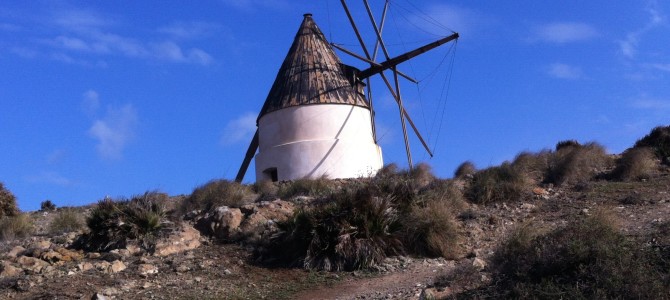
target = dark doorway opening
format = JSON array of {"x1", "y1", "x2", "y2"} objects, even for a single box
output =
[{"x1": 263, "y1": 168, "x2": 278, "y2": 182}]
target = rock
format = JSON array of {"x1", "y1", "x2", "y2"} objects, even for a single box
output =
[
  {"x1": 137, "y1": 264, "x2": 158, "y2": 276},
  {"x1": 5, "y1": 246, "x2": 26, "y2": 258},
  {"x1": 420, "y1": 287, "x2": 452, "y2": 300},
  {"x1": 520, "y1": 203, "x2": 536, "y2": 211},
  {"x1": 16, "y1": 256, "x2": 50, "y2": 274},
  {"x1": 78, "y1": 262, "x2": 94, "y2": 272},
  {"x1": 31, "y1": 240, "x2": 52, "y2": 250},
  {"x1": 109, "y1": 260, "x2": 126, "y2": 273},
  {"x1": 39, "y1": 250, "x2": 65, "y2": 264},
  {"x1": 91, "y1": 293, "x2": 109, "y2": 300},
  {"x1": 153, "y1": 225, "x2": 201, "y2": 257},
  {"x1": 0, "y1": 261, "x2": 22, "y2": 278},
  {"x1": 208, "y1": 206, "x2": 243, "y2": 239},
  {"x1": 55, "y1": 247, "x2": 84, "y2": 261},
  {"x1": 472, "y1": 258, "x2": 487, "y2": 271}
]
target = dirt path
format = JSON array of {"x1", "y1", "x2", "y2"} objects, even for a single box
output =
[{"x1": 294, "y1": 258, "x2": 456, "y2": 300}]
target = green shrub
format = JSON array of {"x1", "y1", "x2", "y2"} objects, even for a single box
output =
[
  {"x1": 253, "y1": 180, "x2": 279, "y2": 201},
  {"x1": 0, "y1": 182, "x2": 19, "y2": 218},
  {"x1": 277, "y1": 177, "x2": 336, "y2": 199},
  {"x1": 76, "y1": 191, "x2": 168, "y2": 252},
  {"x1": 482, "y1": 212, "x2": 669, "y2": 299},
  {"x1": 466, "y1": 163, "x2": 531, "y2": 204},
  {"x1": 454, "y1": 161, "x2": 476, "y2": 178},
  {"x1": 634, "y1": 125, "x2": 670, "y2": 165},
  {"x1": 40, "y1": 200, "x2": 57, "y2": 211},
  {"x1": 49, "y1": 209, "x2": 84, "y2": 234},
  {"x1": 263, "y1": 184, "x2": 403, "y2": 271},
  {"x1": 611, "y1": 147, "x2": 657, "y2": 181},
  {"x1": 180, "y1": 179, "x2": 252, "y2": 214},
  {"x1": 546, "y1": 142, "x2": 612, "y2": 185},
  {"x1": 0, "y1": 214, "x2": 33, "y2": 240}
]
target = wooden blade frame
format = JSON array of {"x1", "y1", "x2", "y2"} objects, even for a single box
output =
[
  {"x1": 339, "y1": 0, "x2": 456, "y2": 169},
  {"x1": 235, "y1": 129, "x2": 259, "y2": 182}
]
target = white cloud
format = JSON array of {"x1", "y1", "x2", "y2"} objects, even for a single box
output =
[
  {"x1": 632, "y1": 97, "x2": 670, "y2": 110},
  {"x1": 650, "y1": 63, "x2": 670, "y2": 72},
  {"x1": 220, "y1": 0, "x2": 288, "y2": 12},
  {"x1": 88, "y1": 104, "x2": 138, "y2": 160},
  {"x1": 547, "y1": 63, "x2": 583, "y2": 79},
  {"x1": 158, "y1": 21, "x2": 222, "y2": 40},
  {"x1": 221, "y1": 112, "x2": 257, "y2": 146},
  {"x1": 152, "y1": 42, "x2": 213, "y2": 65},
  {"x1": 25, "y1": 171, "x2": 73, "y2": 186},
  {"x1": 410, "y1": 4, "x2": 486, "y2": 36},
  {"x1": 533, "y1": 22, "x2": 598, "y2": 44},
  {"x1": 618, "y1": 2, "x2": 667, "y2": 59},
  {"x1": 81, "y1": 89, "x2": 100, "y2": 116},
  {"x1": 46, "y1": 149, "x2": 67, "y2": 165}
]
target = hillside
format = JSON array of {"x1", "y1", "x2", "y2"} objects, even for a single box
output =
[{"x1": 1, "y1": 127, "x2": 669, "y2": 299}]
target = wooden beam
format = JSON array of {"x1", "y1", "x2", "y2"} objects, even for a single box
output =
[
  {"x1": 235, "y1": 129, "x2": 259, "y2": 182},
  {"x1": 358, "y1": 32, "x2": 459, "y2": 80}
]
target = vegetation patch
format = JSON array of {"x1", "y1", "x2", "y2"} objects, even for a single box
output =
[
  {"x1": 469, "y1": 212, "x2": 669, "y2": 299},
  {"x1": 466, "y1": 163, "x2": 531, "y2": 204},
  {"x1": 611, "y1": 147, "x2": 658, "y2": 181},
  {"x1": 0, "y1": 182, "x2": 19, "y2": 218},
  {"x1": 454, "y1": 161, "x2": 476, "y2": 178},
  {"x1": 277, "y1": 177, "x2": 337, "y2": 199},
  {"x1": 49, "y1": 209, "x2": 84, "y2": 234},
  {"x1": 634, "y1": 125, "x2": 670, "y2": 165},
  {"x1": 546, "y1": 142, "x2": 612, "y2": 186},
  {"x1": 180, "y1": 179, "x2": 253, "y2": 215},
  {"x1": 75, "y1": 191, "x2": 169, "y2": 252},
  {"x1": 0, "y1": 213, "x2": 33, "y2": 240}
]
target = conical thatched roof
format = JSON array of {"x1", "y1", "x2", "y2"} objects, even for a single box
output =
[{"x1": 257, "y1": 14, "x2": 369, "y2": 120}]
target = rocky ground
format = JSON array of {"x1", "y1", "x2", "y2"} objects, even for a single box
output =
[{"x1": 1, "y1": 169, "x2": 669, "y2": 299}]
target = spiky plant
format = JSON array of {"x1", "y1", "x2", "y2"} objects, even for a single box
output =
[
  {"x1": 49, "y1": 209, "x2": 84, "y2": 234},
  {"x1": 77, "y1": 191, "x2": 168, "y2": 252},
  {"x1": 454, "y1": 161, "x2": 476, "y2": 179},
  {"x1": 546, "y1": 142, "x2": 612, "y2": 186},
  {"x1": 611, "y1": 147, "x2": 658, "y2": 181}
]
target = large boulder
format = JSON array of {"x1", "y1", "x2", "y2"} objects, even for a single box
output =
[{"x1": 153, "y1": 225, "x2": 201, "y2": 257}]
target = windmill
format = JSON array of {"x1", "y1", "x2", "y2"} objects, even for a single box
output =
[{"x1": 235, "y1": 1, "x2": 458, "y2": 183}]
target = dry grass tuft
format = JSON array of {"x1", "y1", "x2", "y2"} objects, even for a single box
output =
[
  {"x1": 474, "y1": 212, "x2": 669, "y2": 299},
  {"x1": 180, "y1": 179, "x2": 253, "y2": 214},
  {"x1": 634, "y1": 125, "x2": 670, "y2": 165},
  {"x1": 277, "y1": 176, "x2": 336, "y2": 199},
  {"x1": 0, "y1": 213, "x2": 33, "y2": 240},
  {"x1": 466, "y1": 163, "x2": 531, "y2": 204},
  {"x1": 511, "y1": 150, "x2": 552, "y2": 183},
  {"x1": 454, "y1": 161, "x2": 476, "y2": 178},
  {"x1": 611, "y1": 147, "x2": 658, "y2": 181},
  {"x1": 0, "y1": 182, "x2": 19, "y2": 218},
  {"x1": 546, "y1": 142, "x2": 612, "y2": 186},
  {"x1": 49, "y1": 209, "x2": 84, "y2": 234}
]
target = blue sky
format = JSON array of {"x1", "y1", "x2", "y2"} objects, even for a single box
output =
[{"x1": 1, "y1": 1, "x2": 669, "y2": 211}]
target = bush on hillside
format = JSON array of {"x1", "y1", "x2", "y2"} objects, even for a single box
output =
[
  {"x1": 511, "y1": 150, "x2": 552, "y2": 183},
  {"x1": 262, "y1": 184, "x2": 403, "y2": 271},
  {"x1": 260, "y1": 175, "x2": 464, "y2": 270},
  {"x1": 49, "y1": 209, "x2": 84, "y2": 234},
  {"x1": 546, "y1": 142, "x2": 612, "y2": 186},
  {"x1": 0, "y1": 182, "x2": 19, "y2": 218},
  {"x1": 400, "y1": 180, "x2": 464, "y2": 259},
  {"x1": 277, "y1": 176, "x2": 336, "y2": 199},
  {"x1": 475, "y1": 212, "x2": 669, "y2": 299},
  {"x1": 76, "y1": 191, "x2": 168, "y2": 252},
  {"x1": 0, "y1": 214, "x2": 33, "y2": 240},
  {"x1": 634, "y1": 125, "x2": 670, "y2": 165},
  {"x1": 611, "y1": 147, "x2": 657, "y2": 181},
  {"x1": 454, "y1": 161, "x2": 476, "y2": 178},
  {"x1": 555, "y1": 139, "x2": 581, "y2": 151},
  {"x1": 466, "y1": 163, "x2": 531, "y2": 204},
  {"x1": 40, "y1": 200, "x2": 57, "y2": 211},
  {"x1": 180, "y1": 179, "x2": 253, "y2": 215}
]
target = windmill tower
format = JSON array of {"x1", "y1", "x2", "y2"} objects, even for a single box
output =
[
  {"x1": 238, "y1": 14, "x2": 383, "y2": 182},
  {"x1": 236, "y1": 4, "x2": 458, "y2": 183}
]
